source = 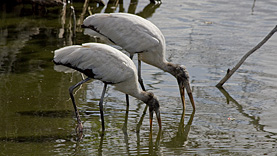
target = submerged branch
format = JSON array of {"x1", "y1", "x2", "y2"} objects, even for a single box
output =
[{"x1": 216, "y1": 25, "x2": 277, "y2": 87}]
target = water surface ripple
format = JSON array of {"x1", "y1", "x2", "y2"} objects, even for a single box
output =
[{"x1": 0, "y1": 0, "x2": 276, "y2": 155}]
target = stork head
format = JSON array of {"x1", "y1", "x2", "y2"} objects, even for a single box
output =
[
  {"x1": 145, "y1": 92, "x2": 162, "y2": 130},
  {"x1": 173, "y1": 64, "x2": 195, "y2": 110}
]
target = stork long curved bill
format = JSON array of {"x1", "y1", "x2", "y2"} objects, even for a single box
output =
[
  {"x1": 179, "y1": 80, "x2": 195, "y2": 110},
  {"x1": 149, "y1": 108, "x2": 162, "y2": 132}
]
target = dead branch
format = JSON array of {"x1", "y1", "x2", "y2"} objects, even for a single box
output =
[{"x1": 216, "y1": 25, "x2": 277, "y2": 87}]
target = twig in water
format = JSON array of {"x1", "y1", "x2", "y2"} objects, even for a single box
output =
[{"x1": 216, "y1": 25, "x2": 277, "y2": 87}]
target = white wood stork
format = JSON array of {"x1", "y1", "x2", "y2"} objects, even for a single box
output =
[
  {"x1": 82, "y1": 13, "x2": 195, "y2": 110},
  {"x1": 53, "y1": 43, "x2": 162, "y2": 137}
]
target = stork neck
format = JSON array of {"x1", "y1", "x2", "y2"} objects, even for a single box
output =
[
  {"x1": 158, "y1": 61, "x2": 178, "y2": 77},
  {"x1": 135, "y1": 91, "x2": 151, "y2": 104},
  {"x1": 114, "y1": 83, "x2": 150, "y2": 104}
]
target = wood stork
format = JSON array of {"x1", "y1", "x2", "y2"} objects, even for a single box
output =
[
  {"x1": 81, "y1": 13, "x2": 195, "y2": 110},
  {"x1": 53, "y1": 43, "x2": 162, "y2": 136}
]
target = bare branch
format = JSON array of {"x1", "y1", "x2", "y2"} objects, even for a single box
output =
[{"x1": 216, "y1": 25, "x2": 277, "y2": 87}]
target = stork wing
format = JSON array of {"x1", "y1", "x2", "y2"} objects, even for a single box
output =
[
  {"x1": 53, "y1": 43, "x2": 137, "y2": 84},
  {"x1": 83, "y1": 13, "x2": 162, "y2": 53}
]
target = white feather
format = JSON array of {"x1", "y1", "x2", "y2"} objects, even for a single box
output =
[
  {"x1": 54, "y1": 43, "x2": 137, "y2": 84},
  {"x1": 83, "y1": 13, "x2": 164, "y2": 55}
]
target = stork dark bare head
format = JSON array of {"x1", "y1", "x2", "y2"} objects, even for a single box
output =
[
  {"x1": 144, "y1": 92, "x2": 162, "y2": 130},
  {"x1": 169, "y1": 63, "x2": 195, "y2": 111}
]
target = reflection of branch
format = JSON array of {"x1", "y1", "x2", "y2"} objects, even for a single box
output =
[
  {"x1": 118, "y1": 0, "x2": 124, "y2": 12},
  {"x1": 104, "y1": 0, "x2": 119, "y2": 13},
  {"x1": 216, "y1": 25, "x2": 277, "y2": 87},
  {"x1": 85, "y1": 0, "x2": 161, "y2": 18},
  {"x1": 89, "y1": 1, "x2": 104, "y2": 14},
  {"x1": 136, "y1": 2, "x2": 161, "y2": 19},
  {"x1": 127, "y1": 0, "x2": 138, "y2": 14},
  {"x1": 216, "y1": 86, "x2": 264, "y2": 131},
  {"x1": 68, "y1": 6, "x2": 73, "y2": 45},
  {"x1": 77, "y1": 0, "x2": 89, "y2": 29},
  {"x1": 96, "y1": 0, "x2": 105, "y2": 6},
  {"x1": 150, "y1": 0, "x2": 162, "y2": 4},
  {"x1": 70, "y1": 6, "x2": 76, "y2": 37},
  {"x1": 58, "y1": 2, "x2": 66, "y2": 38}
]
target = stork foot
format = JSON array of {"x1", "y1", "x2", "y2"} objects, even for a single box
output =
[{"x1": 75, "y1": 122, "x2": 84, "y2": 140}]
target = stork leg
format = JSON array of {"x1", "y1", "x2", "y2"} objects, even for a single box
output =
[
  {"x1": 138, "y1": 58, "x2": 146, "y2": 91},
  {"x1": 129, "y1": 53, "x2": 148, "y2": 133},
  {"x1": 130, "y1": 53, "x2": 134, "y2": 60},
  {"x1": 120, "y1": 54, "x2": 133, "y2": 133},
  {"x1": 69, "y1": 77, "x2": 91, "y2": 138},
  {"x1": 99, "y1": 83, "x2": 108, "y2": 133},
  {"x1": 129, "y1": 53, "x2": 145, "y2": 91},
  {"x1": 126, "y1": 94, "x2": 130, "y2": 107},
  {"x1": 122, "y1": 94, "x2": 129, "y2": 134},
  {"x1": 123, "y1": 53, "x2": 134, "y2": 107},
  {"x1": 134, "y1": 54, "x2": 148, "y2": 133}
]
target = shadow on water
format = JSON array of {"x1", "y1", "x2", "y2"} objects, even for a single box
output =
[
  {"x1": 16, "y1": 110, "x2": 74, "y2": 118},
  {"x1": 0, "y1": 134, "x2": 73, "y2": 143}
]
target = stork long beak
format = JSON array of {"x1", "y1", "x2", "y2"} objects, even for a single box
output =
[
  {"x1": 155, "y1": 109, "x2": 162, "y2": 129},
  {"x1": 149, "y1": 107, "x2": 162, "y2": 132},
  {"x1": 178, "y1": 80, "x2": 196, "y2": 110}
]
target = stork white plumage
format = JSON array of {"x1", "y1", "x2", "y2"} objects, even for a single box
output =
[
  {"x1": 82, "y1": 13, "x2": 195, "y2": 110},
  {"x1": 53, "y1": 43, "x2": 161, "y2": 137}
]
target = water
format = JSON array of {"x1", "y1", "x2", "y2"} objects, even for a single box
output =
[{"x1": 1, "y1": 0, "x2": 277, "y2": 155}]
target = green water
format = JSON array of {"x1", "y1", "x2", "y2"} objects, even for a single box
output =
[{"x1": 1, "y1": 0, "x2": 277, "y2": 155}]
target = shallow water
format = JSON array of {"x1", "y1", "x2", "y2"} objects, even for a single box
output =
[{"x1": 1, "y1": 0, "x2": 277, "y2": 155}]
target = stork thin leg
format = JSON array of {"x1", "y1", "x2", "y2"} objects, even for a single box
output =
[
  {"x1": 130, "y1": 53, "x2": 134, "y2": 60},
  {"x1": 129, "y1": 53, "x2": 145, "y2": 91},
  {"x1": 122, "y1": 94, "x2": 129, "y2": 134},
  {"x1": 123, "y1": 94, "x2": 130, "y2": 110},
  {"x1": 99, "y1": 83, "x2": 107, "y2": 132},
  {"x1": 126, "y1": 94, "x2": 130, "y2": 107},
  {"x1": 121, "y1": 54, "x2": 133, "y2": 134},
  {"x1": 69, "y1": 77, "x2": 91, "y2": 137},
  {"x1": 138, "y1": 59, "x2": 146, "y2": 91}
]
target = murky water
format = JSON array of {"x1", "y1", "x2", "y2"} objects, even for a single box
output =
[{"x1": 1, "y1": 0, "x2": 277, "y2": 155}]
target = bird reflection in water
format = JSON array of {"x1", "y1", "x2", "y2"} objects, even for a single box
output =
[
  {"x1": 119, "y1": 108, "x2": 195, "y2": 155},
  {"x1": 164, "y1": 110, "x2": 195, "y2": 148}
]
